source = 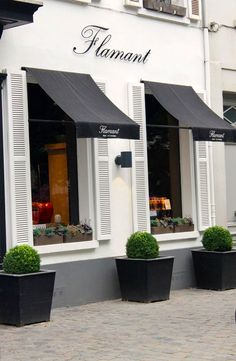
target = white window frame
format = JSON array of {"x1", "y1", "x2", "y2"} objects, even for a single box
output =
[
  {"x1": 129, "y1": 82, "x2": 198, "y2": 239},
  {"x1": 223, "y1": 95, "x2": 236, "y2": 228},
  {"x1": 2, "y1": 70, "x2": 113, "y2": 255}
]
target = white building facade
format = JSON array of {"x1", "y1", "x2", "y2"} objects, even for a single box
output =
[
  {"x1": 0, "y1": 0, "x2": 233, "y2": 307},
  {"x1": 203, "y1": 0, "x2": 236, "y2": 236}
]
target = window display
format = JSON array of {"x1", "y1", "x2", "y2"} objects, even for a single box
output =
[
  {"x1": 28, "y1": 83, "x2": 92, "y2": 245},
  {"x1": 145, "y1": 94, "x2": 193, "y2": 234}
]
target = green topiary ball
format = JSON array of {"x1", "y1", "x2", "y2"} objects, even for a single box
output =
[
  {"x1": 202, "y1": 226, "x2": 233, "y2": 252},
  {"x1": 3, "y1": 245, "x2": 41, "y2": 274},
  {"x1": 126, "y1": 231, "x2": 159, "y2": 259}
]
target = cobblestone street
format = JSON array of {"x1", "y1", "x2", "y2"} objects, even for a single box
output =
[{"x1": 0, "y1": 288, "x2": 236, "y2": 361}]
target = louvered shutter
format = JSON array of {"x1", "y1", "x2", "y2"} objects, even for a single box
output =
[
  {"x1": 188, "y1": 0, "x2": 200, "y2": 20},
  {"x1": 195, "y1": 93, "x2": 211, "y2": 230},
  {"x1": 195, "y1": 142, "x2": 211, "y2": 230},
  {"x1": 128, "y1": 83, "x2": 150, "y2": 232},
  {"x1": 93, "y1": 82, "x2": 111, "y2": 240},
  {"x1": 3, "y1": 70, "x2": 33, "y2": 246},
  {"x1": 124, "y1": 0, "x2": 142, "y2": 8}
]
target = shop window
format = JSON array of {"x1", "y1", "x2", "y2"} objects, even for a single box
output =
[
  {"x1": 145, "y1": 94, "x2": 193, "y2": 234},
  {"x1": 224, "y1": 96, "x2": 236, "y2": 224},
  {"x1": 28, "y1": 84, "x2": 93, "y2": 246}
]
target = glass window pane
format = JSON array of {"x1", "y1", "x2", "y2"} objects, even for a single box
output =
[{"x1": 145, "y1": 94, "x2": 182, "y2": 232}]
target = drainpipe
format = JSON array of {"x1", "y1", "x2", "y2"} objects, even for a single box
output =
[{"x1": 202, "y1": 0, "x2": 216, "y2": 226}]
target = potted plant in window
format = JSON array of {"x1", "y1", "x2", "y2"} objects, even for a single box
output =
[
  {"x1": 192, "y1": 226, "x2": 236, "y2": 290},
  {"x1": 64, "y1": 223, "x2": 93, "y2": 243},
  {"x1": 172, "y1": 217, "x2": 194, "y2": 233},
  {"x1": 151, "y1": 218, "x2": 174, "y2": 234},
  {"x1": 115, "y1": 231, "x2": 174, "y2": 302},
  {"x1": 0, "y1": 244, "x2": 56, "y2": 326},
  {"x1": 33, "y1": 225, "x2": 66, "y2": 246}
]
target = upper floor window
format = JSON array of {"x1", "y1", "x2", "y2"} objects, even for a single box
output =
[
  {"x1": 143, "y1": 0, "x2": 186, "y2": 17},
  {"x1": 223, "y1": 105, "x2": 236, "y2": 126},
  {"x1": 124, "y1": 0, "x2": 201, "y2": 21}
]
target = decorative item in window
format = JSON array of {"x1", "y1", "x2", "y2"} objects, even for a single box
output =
[
  {"x1": 151, "y1": 217, "x2": 194, "y2": 234},
  {"x1": 151, "y1": 218, "x2": 174, "y2": 234},
  {"x1": 32, "y1": 202, "x2": 54, "y2": 224},
  {"x1": 32, "y1": 205, "x2": 40, "y2": 225},
  {"x1": 64, "y1": 223, "x2": 93, "y2": 243},
  {"x1": 171, "y1": 217, "x2": 194, "y2": 233},
  {"x1": 33, "y1": 225, "x2": 65, "y2": 246}
]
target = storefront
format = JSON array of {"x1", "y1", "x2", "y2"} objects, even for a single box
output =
[
  {"x1": 0, "y1": 0, "x2": 235, "y2": 306},
  {"x1": 203, "y1": 0, "x2": 236, "y2": 236},
  {"x1": 0, "y1": 0, "x2": 42, "y2": 263}
]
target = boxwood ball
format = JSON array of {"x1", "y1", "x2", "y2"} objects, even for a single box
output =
[{"x1": 126, "y1": 231, "x2": 159, "y2": 259}]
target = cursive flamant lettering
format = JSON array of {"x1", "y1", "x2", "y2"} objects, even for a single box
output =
[{"x1": 73, "y1": 25, "x2": 151, "y2": 64}]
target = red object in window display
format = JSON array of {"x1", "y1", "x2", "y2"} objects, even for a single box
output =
[
  {"x1": 32, "y1": 202, "x2": 53, "y2": 224},
  {"x1": 32, "y1": 206, "x2": 40, "y2": 225}
]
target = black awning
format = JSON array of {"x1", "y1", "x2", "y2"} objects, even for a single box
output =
[
  {"x1": 0, "y1": 1, "x2": 42, "y2": 38},
  {"x1": 144, "y1": 81, "x2": 236, "y2": 142},
  {"x1": 0, "y1": 74, "x2": 6, "y2": 85},
  {"x1": 25, "y1": 68, "x2": 139, "y2": 139}
]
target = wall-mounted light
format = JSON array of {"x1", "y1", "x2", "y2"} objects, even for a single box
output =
[
  {"x1": 208, "y1": 21, "x2": 220, "y2": 32},
  {"x1": 115, "y1": 151, "x2": 132, "y2": 168}
]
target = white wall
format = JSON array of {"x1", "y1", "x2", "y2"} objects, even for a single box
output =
[
  {"x1": 205, "y1": 0, "x2": 236, "y2": 227},
  {"x1": 0, "y1": 0, "x2": 205, "y2": 264}
]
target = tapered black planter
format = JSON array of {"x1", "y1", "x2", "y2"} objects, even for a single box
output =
[
  {"x1": 116, "y1": 256, "x2": 174, "y2": 302},
  {"x1": 192, "y1": 249, "x2": 236, "y2": 290},
  {"x1": 0, "y1": 270, "x2": 56, "y2": 326}
]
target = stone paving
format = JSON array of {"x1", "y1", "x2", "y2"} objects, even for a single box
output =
[{"x1": 0, "y1": 288, "x2": 236, "y2": 361}]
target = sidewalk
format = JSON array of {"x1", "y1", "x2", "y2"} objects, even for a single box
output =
[{"x1": 0, "y1": 288, "x2": 236, "y2": 361}]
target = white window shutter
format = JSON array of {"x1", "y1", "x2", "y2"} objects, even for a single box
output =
[
  {"x1": 128, "y1": 83, "x2": 150, "y2": 232},
  {"x1": 188, "y1": 0, "x2": 201, "y2": 20},
  {"x1": 124, "y1": 0, "x2": 142, "y2": 8},
  {"x1": 3, "y1": 70, "x2": 33, "y2": 246},
  {"x1": 195, "y1": 141, "x2": 211, "y2": 230},
  {"x1": 93, "y1": 82, "x2": 111, "y2": 240}
]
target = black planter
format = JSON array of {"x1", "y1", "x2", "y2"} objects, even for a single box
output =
[
  {"x1": 0, "y1": 270, "x2": 56, "y2": 326},
  {"x1": 115, "y1": 256, "x2": 174, "y2": 302},
  {"x1": 192, "y1": 249, "x2": 236, "y2": 290}
]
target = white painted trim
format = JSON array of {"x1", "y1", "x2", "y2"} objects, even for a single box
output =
[
  {"x1": 195, "y1": 141, "x2": 212, "y2": 230},
  {"x1": 128, "y1": 82, "x2": 150, "y2": 232},
  {"x1": 179, "y1": 129, "x2": 197, "y2": 226},
  {"x1": 2, "y1": 70, "x2": 33, "y2": 248},
  {"x1": 154, "y1": 230, "x2": 200, "y2": 243},
  {"x1": 35, "y1": 240, "x2": 99, "y2": 255}
]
